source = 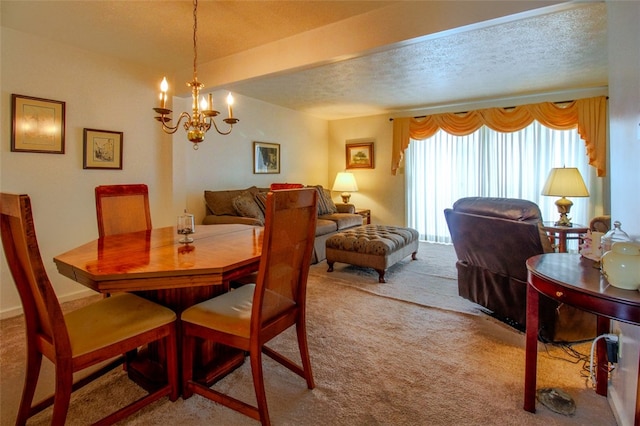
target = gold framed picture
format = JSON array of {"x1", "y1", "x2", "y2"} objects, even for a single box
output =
[
  {"x1": 11, "y1": 94, "x2": 66, "y2": 154},
  {"x1": 83, "y1": 128, "x2": 123, "y2": 170},
  {"x1": 346, "y1": 140, "x2": 374, "y2": 169},
  {"x1": 253, "y1": 141, "x2": 280, "y2": 174}
]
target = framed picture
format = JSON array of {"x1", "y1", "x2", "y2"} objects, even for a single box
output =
[
  {"x1": 83, "y1": 128, "x2": 123, "y2": 170},
  {"x1": 346, "y1": 140, "x2": 374, "y2": 169},
  {"x1": 253, "y1": 141, "x2": 280, "y2": 174},
  {"x1": 11, "y1": 94, "x2": 66, "y2": 154}
]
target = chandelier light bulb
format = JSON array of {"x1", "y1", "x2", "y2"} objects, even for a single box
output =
[
  {"x1": 158, "y1": 77, "x2": 169, "y2": 108},
  {"x1": 226, "y1": 93, "x2": 234, "y2": 118}
]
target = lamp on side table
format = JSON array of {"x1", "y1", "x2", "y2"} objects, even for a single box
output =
[
  {"x1": 332, "y1": 172, "x2": 358, "y2": 203},
  {"x1": 541, "y1": 167, "x2": 589, "y2": 227}
]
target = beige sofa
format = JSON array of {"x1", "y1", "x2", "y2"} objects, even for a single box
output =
[{"x1": 202, "y1": 185, "x2": 363, "y2": 263}]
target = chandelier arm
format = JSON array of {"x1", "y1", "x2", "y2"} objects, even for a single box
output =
[
  {"x1": 159, "y1": 112, "x2": 192, "y2": 134},
  {"x1": 176, "y1": 112, "x2": 194, "y2": 132},
  {"x1": 160, "y1": 124, "x2": 180, "y2": 135},
  {"x1": 209, "y1": 118, "x2": 234, "y2": 136},
  {"x1": 156, "y1": 115, "x2": 181, "y2": 134}
]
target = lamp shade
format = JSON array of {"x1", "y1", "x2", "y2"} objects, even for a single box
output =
[
  {"x1": 541, "y1": 167, "x2": 589, "y2": 197},
  {"x1": 332, "y1": 172, "x2": 359, "y2": 193}
]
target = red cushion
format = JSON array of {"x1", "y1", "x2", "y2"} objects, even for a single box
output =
[{"x1": 270, "y1": 183, "x2": 303, "y2": 190}]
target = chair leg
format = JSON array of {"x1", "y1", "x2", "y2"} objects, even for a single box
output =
[
  {"x1": 181, "y1": 331, "x2": 195, "y2": 399},
  {"x1": 16, "y1": 348, "x2": 42, "y2": 425},
  {"x1": 51, "y1": 364, "x2": 73, "y2": 425},
  {"x1": 165, "y1": 325, "x2": 179, "y2": 401},
  {"x1": 250, "y1": 348, "x2": 270, "y2": 426},
  {"x1": 296, "y1": 321, "x2": 315, "y2": 389}
]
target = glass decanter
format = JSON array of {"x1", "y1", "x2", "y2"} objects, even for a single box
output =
[{"x1": 600, "y1": 220, "x2": 630, "y2": 256}]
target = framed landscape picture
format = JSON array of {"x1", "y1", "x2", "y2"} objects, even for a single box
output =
[
  {"x1": 346, "y1": 140, "x2": 374, "y2": 169},
  {"x1": 11, "y1": 94, "x2": 66, "y2": 154},
  {"x1": 253, "y1": 141, "x2": 280, "y2": 174},
  {"x1": 83, "y1": 128, "x2": 123, "y2": 169}
]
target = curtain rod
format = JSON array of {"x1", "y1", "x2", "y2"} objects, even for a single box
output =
[{"x1": 388, "y1": 97, "x2": 608, "y2": 121}]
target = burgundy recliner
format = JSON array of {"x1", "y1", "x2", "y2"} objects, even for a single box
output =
[{"x1": 444, "y1": 197, "x2": 596, "y2": 342}]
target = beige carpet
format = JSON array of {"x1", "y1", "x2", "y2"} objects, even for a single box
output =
[
  {"x1": 0, "y1": 242, "x2": 616, "y2": 425},
  {"x1": 311, "y1": 242, "x2": 482, "y2": 316}
]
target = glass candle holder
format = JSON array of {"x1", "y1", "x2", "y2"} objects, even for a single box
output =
[{"x1": 177, "y1": 210, "x2": 195, "y2": 244}]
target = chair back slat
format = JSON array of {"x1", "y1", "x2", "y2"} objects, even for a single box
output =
[
  {"x1": 0, "y1": 193, "x2": 71, "y2": 356},
  {"x1": 95, "y1": 184, "x2": 152, "y2": 237},
  {"x1": 252, "y1": 188, "x2": 317, "y2": 328}
]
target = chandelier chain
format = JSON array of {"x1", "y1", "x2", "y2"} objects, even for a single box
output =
[{"x1": 192, "y1": 0, "x2": 198, "y2": 81}]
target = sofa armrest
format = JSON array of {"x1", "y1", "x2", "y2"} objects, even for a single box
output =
[
  {"x1": 335, "y1": 203, "x2": 356, "y2": 214},
  {"x1": 202, "y1": 215, "x2": 263, "y2": 226}
]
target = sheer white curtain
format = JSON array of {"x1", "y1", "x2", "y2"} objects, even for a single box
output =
[{"x1": 406, "y1": 121, "x2": 601, "y2": 243}]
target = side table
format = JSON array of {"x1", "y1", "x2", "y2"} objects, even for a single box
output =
[
  {"x1": 524, "y1": 253, "x2": 640, "y2": 423},
  {"x1": 543, "y1": 222, "x2": 589, "y2": 253},
  {"x1": 356, "y1": 209, "x2": 371, "y2": 225}
]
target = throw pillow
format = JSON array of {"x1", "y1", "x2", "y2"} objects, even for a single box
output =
[
  {"x1": 254, "y1": 191, "x2": 268, "y2": 216},
  {"x1": 308, "y1": 185, "x2": 338, "y2": 215},
  {"x1": 232, "y1": 191, "x2": 264, "y2": 225},
  {"x1": 204, "y1": 186, "x2": 260, "y2": 216},
  {"x1": 322, "y1": 188, "x2": 338, "y2": 214}
]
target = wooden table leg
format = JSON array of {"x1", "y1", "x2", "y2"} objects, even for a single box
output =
[
  {"x1": 635, "y1": 353, "x2": 640, "y2": 426},
  {"x1": 524, "y1": 282, "x2": 540, "y2": 412},
  {"x1": 129, "y1": 284, "x2": 246, "y2": 394},
  {"x1": 557, "y1": 230, "x2": 567, "y2": 253},
  {"x1": 596, "y1": 316, "x2": 610, "y2": 396}
]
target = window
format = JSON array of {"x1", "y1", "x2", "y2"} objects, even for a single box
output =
[{"x1": 406, "y1": 121, "x2": 600, "y2": 244}]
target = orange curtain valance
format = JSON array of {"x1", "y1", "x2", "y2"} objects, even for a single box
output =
[{"x1": 392, "y1": 96, "x2": 607, "y2": 177}]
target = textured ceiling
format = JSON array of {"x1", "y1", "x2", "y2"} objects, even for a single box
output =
[
  {"x1": 226, "y1": 2, "x2": 607, "y2": 118},
  {"x1": 1, "y1": 1, "x2": 608, "y2": 120}
]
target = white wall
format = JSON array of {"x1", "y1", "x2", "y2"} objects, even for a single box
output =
[
  {"x1": 328, "y1": 115, "x2": 405, "y2": 226},
  {"x1": 0, "y1": 27, "x2": 329, "y2": 318},
  {"x1": 180, "y1": 93, "x2": 329, "y2": 222},
  {"x1": 605, "y1": 2, "x2": 640, "y2": 425},
  {"x1": 0, "y1": 27, "x2": 174, "y2": 317}
]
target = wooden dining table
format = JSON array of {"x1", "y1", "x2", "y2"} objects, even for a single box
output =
[{"x1": 54, "y1": 224, "x2": 264, "y2": 389}]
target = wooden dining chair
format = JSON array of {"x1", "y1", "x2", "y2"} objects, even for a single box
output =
[
  {"x1": 95, "y1": 184, "x2": 152, "y2": 237},
  {"x1": 0, "y1": 193, "x2": 178, "y2": 425},
  {"x1": 181, "y1": 188, "x2": 318, "y2": 426}
]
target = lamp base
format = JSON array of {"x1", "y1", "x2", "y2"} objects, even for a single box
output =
[
  {"x1": 340, "y1": 192, "x2": 351, "y2": 204},
  {"x1": 554, "y1": 197, "x2": 574, "y2": 227},
  {"x1": 554, "y1": 213, "x2": 574, "y2": 227}
]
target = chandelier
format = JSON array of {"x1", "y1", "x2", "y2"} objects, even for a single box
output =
[{"x1": 153, "y1": 0, "x2": 238, "y2": 149}]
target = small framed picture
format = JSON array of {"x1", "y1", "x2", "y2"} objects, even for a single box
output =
[
  {"x1": 346, "y1": 140, "x2": 374, "y2": 169},
  {"x1": 253, "y1": 141, "x2": 280, "y2": 174},
  {"x1": 11, "y1": 94, "x2": 66, "y2": 154},
  {"x1": 83, "y1": 128, "x2": 123, "y2": 170}
]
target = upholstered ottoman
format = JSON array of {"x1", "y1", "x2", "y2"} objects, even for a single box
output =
[{"x1": 326, "y1": 225, "x2": 419, "y2": 283}]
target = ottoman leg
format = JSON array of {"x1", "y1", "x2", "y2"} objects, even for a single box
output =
[
  {"x1": 412, "y1": 251, "x2": 418, "y2": 260},
  {"x1": 327, "y1": 260, "x2": 334, "y2": 272},
  {"x1": 377, "y1": 269, "x2": 386, "y2": 283}
]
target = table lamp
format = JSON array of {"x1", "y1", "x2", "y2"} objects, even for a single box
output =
[
  {"x1": 541, "y1": 167, "x2": 589, "y2": 227},
  {"x1": 332, "y1": 172, "x2": 358, "y2": 203}
]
